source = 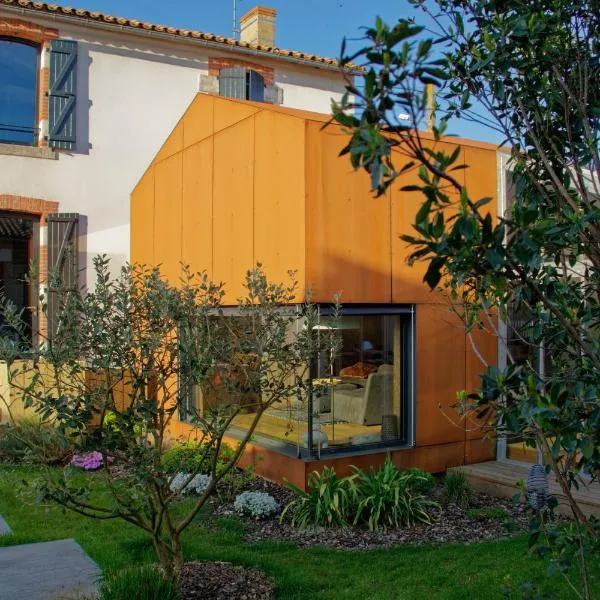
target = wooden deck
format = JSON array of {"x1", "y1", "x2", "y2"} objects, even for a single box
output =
[{"x1": 453, "y1": 461, "x2": 600, "y2": 517}]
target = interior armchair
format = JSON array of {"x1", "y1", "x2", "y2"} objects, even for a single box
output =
[{"x1": 334, "y1": 365, "x2": 393, "y2": 425}]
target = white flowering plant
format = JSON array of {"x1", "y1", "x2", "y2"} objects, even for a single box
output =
[
  {"x1": 234, "y1": 491, "x2": 280, "y2": 518},
  {"x1": 169, "y1": 473, "x2": 211, "y2": 496}
]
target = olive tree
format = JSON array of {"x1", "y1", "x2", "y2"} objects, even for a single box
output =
[
  {"x1": 0, "y1": 256, "x2": 327, "y2": 575},
  {"x1": 333, "y1": 1, "x2": 599, "y2": 597}
]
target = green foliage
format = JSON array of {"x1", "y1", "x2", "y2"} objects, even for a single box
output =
[
  {"x1": 281, "y1": 466, "x2": 355, "y2": 528},
  {"x1": 334, "y1": 1, "x2": 600, "y2": 594},
  {"x1": 98, "y1": 565, "x2": 180, "y2": 600},
  {"x1": 2, "y1": 467, "x2": 598, "y2": 600},
  {"x1": 0, "y1": 417, "x2": 71, "y2": 466},
  {"x1": 162, "y1": 440, "x2": 234, "y2": 475},
  {"x1": 405, "y1": 467, "x2": 435, "y2": 494},
  {"x1": 282, "y1": 458, "x2": 438, "y2": 531},
  {"x1": 0, "y1": 258, "x2": 332, "y2": 575},
  {"x1": 467, "y1": 507, "x2": 509, "y2": 522},
  {"x1": 441, "y1": 471, "x2": 474, "y2": 509},
  {"x1": 350, "y1": 455, "x2": 438, "y2": 530}
]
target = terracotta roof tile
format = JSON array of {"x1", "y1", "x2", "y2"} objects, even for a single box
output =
[{"x1": 0, "y1": 0, "x2": 362, "y2": 72}]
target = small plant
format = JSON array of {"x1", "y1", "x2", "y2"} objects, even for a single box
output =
[
  {"x1": 441, "y1": 471, "x2": 474, "y2": 509},
  {"x1": 405, "y1": 467, "x2": 435, "y2": 494},
  {"x1": 169, "y1": 473, "x2": 211, "y2": 496},
  {"x1": 71, "y1": 451, "x2": 114, "y2": 471},
  {"x1": 350, "y1": 455, "x2": 438, "y2": 530},
  {"x1": 218, "y1": 465, "x2": 256, "y2": 502},
  {"x1": 466, "y1": 506, "x2": 509, "y2": 521},
  {"x1": 162, "y1": 440, "x2": 234, "y2": 474},
  {"x1": 0, "y1": 417, "x2": 71, "y2": 466},
  {"x1": 281, "y1": 466, "x2": 354, "y2": 528},
  {"x1": 98, "y1": 565, "x2": 180, "y2": 600},
  {"x1": 234, "y1": 491, "x2": 280, "y2": 518}
]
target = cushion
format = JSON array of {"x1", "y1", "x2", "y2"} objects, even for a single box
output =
[{"x1": 339, "y1": 362, "x2": 378, "y2": 378}]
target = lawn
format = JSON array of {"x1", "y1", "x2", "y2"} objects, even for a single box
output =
[{"x1": 0, "y1": 466, "x2": 595, "y2": 600}]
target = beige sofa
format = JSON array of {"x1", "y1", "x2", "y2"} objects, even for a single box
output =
[{"x1": 333, "y1": 370, "x2": 393, "y2": 425}]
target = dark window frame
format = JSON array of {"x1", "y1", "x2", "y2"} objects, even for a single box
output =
[
  {"x1": 0, "y1": 36, "x2": 40, "y2": 146},
  {"x1": 177, "y1": 304, "x2": 417, "y2": 459}
]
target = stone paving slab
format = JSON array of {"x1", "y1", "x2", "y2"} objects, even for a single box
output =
[
  {"x1": 0, "y1": 538, "x2": 100, "y2": 599},
  {"x1": 0, "y1": 512, "x2": 11, "y2": 536}
]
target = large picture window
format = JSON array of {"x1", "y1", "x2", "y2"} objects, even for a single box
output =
[
  {"x1": 0, "y1": 39, "x2": 38, "y2": 145},
  {"x1": 179, "y1": 306, "x2": 415, "y2": 457}
]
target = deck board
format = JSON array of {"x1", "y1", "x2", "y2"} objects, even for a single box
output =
[{"x1": 453, "y1": 461, "x2": 600, "y2": 517}]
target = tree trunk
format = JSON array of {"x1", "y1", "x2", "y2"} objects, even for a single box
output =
[{"x1": 152, "y1": 530, "x2": 183, "y2": 577}]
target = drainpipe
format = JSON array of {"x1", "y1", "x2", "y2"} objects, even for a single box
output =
[{"x1": 426, "y1": 83, "x2": 436, "y2": 132}]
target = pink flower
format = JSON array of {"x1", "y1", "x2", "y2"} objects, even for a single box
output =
[{"x1": 70, "y1": 451, "x2": 114, "y2": 471}]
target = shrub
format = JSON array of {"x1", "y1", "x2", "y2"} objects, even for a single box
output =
[
  {"x1": 162, "y1": 440, "x2": 234, "y2": 475},
  {"x1": 281, "y1": 466, "x2": 354, "y2": 528},
  {"x1": 98, "y1": 565, "x2": 180, "y2": 600},
  {"x1": 466, "y1": 506, "x2": 509, "y2": 522},
  {"x1": 169, "y1": 473, "x2": 211, "y2": 496},
  {"x1": 217, "y1": 465, "x2": 256, "y2": 503},
  {"x1": 350, "y1": 455, "x2": 438, "y2": 530},
  {"x1": 441, "y1": 471, "x2": 474, "y2": 508},
  {"x1": 405, "y1": 467, "x2": 435, "y2": 494},
  {"x1": 234, "y1": 491, "x2": 279, "y2": 518},
  {"x1": 0, "y1": 417, "x2": 71, "y2": 466}
]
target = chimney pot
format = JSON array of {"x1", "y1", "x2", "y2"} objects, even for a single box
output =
[{"x1": 239, "y1": 6, "x2": 276, "y2": 47}]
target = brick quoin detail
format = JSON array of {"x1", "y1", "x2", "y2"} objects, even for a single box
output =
[
  {"x1": 208, "y1": 56, "x2": 274, "y2": 86},
  {"x1": 0, "y1": 18, "x2": 58, "y2": 147},
  {"x1": 0, "y1": 195, "x2": 58, "y2": 223},
  {"x1": 0, "y1": 195, "x2": 59, "y2": 338}
]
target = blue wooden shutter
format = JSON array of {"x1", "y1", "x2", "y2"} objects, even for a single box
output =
[
  {"x1": 48, "y1": 40, "x2": 77, "y2": 149},
  {"x1": 219, "y1": 67, "x2": 247, "y2": 99},
  {"x1": 248, "y1": 70, "x2": 265, "y2": 102},
  {"x1": 47, "y1": 213, "x2": 79, "y2": 339}
]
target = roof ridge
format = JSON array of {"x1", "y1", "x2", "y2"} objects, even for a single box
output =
[{"x1": 0, "y1": 0, "x2": 363, "y2": 72}]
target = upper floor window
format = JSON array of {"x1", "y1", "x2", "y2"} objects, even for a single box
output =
[
  {"x1": 219, "y1": 67, "x2": 265, "y2": 102},
  {"x1": 0, "y1": 39, "x2": 38, "y2": 145}
]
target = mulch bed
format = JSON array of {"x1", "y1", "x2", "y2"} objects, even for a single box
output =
[
  {"x1": 179, "y1": 561, "x2": 273, "y2": 600},
  {"x1": 224, "y1": 478, "x2": 536, "y2": 550},
  {"x1": 243, "y1": 495, "x2": 530, "y2": 549}
]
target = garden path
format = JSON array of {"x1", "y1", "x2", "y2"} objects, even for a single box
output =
[{"x1": 0, "y1": 538, "x2": 100, "y2": 599}]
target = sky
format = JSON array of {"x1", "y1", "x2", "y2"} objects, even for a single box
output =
[{"x1": 51, "y1": 0, "x2": 501, "y2": 144}]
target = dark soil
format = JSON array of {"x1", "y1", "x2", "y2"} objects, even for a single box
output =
[
  {"x1": 179, "y1": 561, "x2": 273, "y2": 600},
  {"x1": 236, "y1": 479, "x2": 535, "y2": 550}
]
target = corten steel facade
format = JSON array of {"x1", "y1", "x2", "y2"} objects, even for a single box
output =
[{"x1": 131, "y1": 94, "x2": 501, "y2": 489}]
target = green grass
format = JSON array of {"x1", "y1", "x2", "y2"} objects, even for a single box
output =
[{"x1": 0, "y1": 466, "x2": 597, "y2": 600}]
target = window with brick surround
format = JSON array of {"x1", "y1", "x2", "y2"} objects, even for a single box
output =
[
  {"x1": 0, "y1": 38, "x2": 39, "y2": 145},
  {"x1": 0, "y1": 17, "x2": 58, "y2": 148}
]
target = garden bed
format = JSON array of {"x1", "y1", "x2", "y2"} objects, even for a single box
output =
[{"x1": 214, "y1": 473, "x2": 534, "y2": 550}]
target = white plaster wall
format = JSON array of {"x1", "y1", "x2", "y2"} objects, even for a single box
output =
[{"x1": 0, "y1": 13, "x2": 347, "y2": 286}]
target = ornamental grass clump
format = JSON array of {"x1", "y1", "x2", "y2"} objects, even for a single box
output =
[
  {"x1": 234, "y1": 491, "x2": 280, "y2": 518},
  {"x1": 350, "y1": 455, "x2": 438, "y2": 531},
  {"x1": 281, "y1": 466, "x2": 355, "y2": 528},
  {"x1": 98, "y1": 565, "x2": 180, "y2": 600},
  {"x1": 0, "y1": 417, "x2": 71, "y2": 466},
  {"x1": 441, "y1": 471, "x2": 474, "y2": 509}
]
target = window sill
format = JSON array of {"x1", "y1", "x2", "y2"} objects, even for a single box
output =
[{"x1": 0, "y1": 143, "x2": 57, "y2": 160}]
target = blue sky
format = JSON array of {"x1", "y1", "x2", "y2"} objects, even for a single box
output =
[{"x1": 53, "y1": 0, "x2": 501, "y2": 143}]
